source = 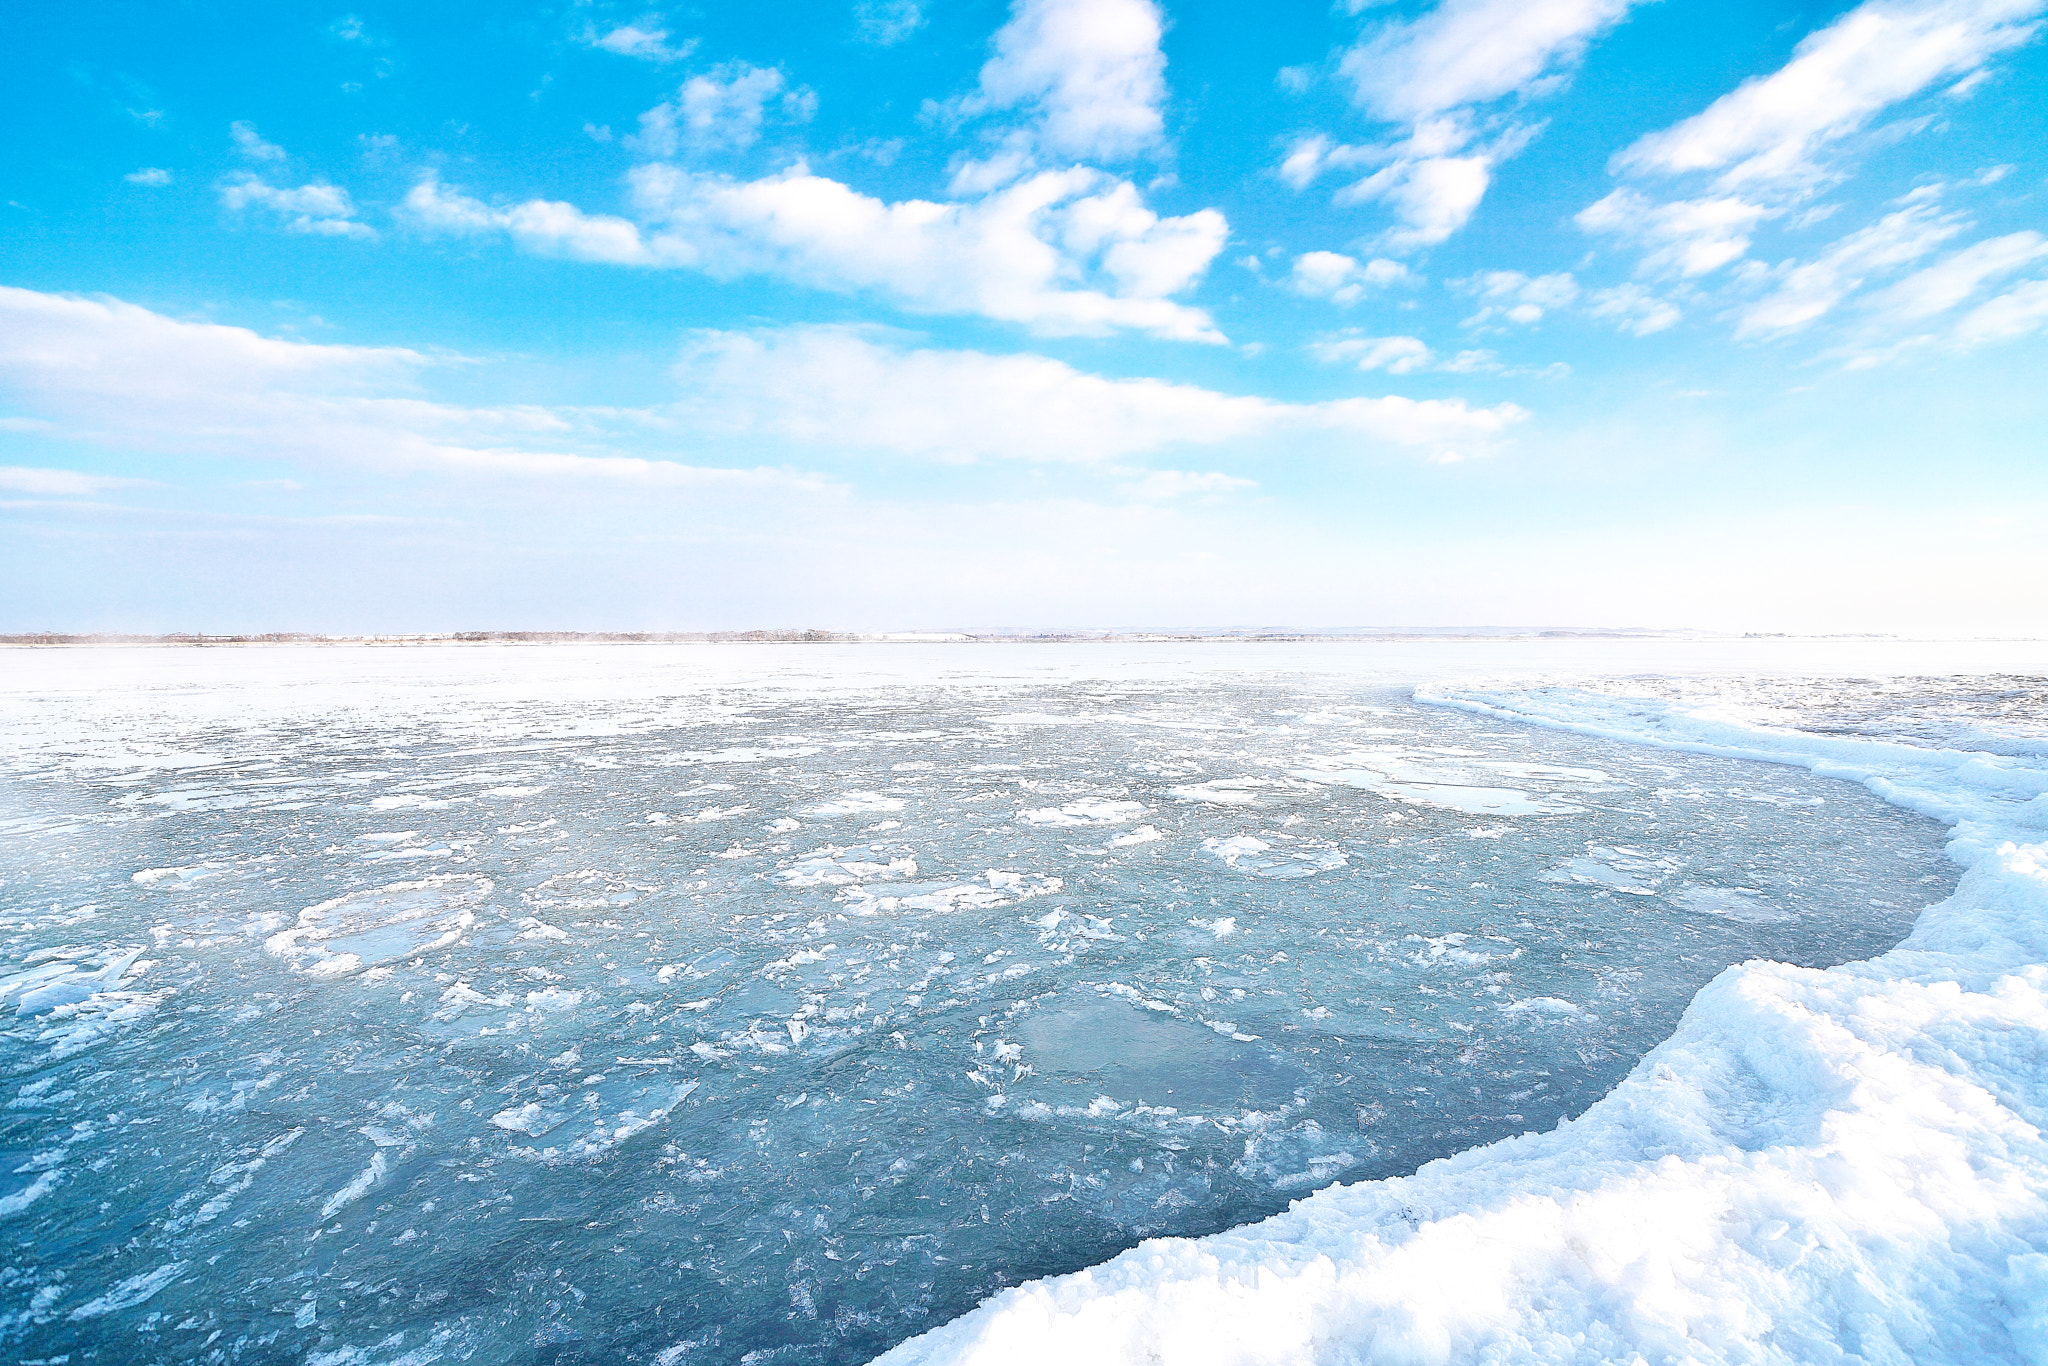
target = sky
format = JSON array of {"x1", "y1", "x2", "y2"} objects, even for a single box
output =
[{"x1": 2, "y1": 0, "x2": 2045, "y2": 635}]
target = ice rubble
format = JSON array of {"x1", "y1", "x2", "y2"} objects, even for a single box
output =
[
  {"x1": 878, "y1": 685, "x2": 2048, "y2": 1366},
  {"x1": 0, "y1": 646, "x2": 2018, "y2": 1364}
]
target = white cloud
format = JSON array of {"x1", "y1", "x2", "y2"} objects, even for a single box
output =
[
  {"x1": 633, "y1": 63, "x2": 813, "y2": 155},
  {"x1": 854, "y1": 0, "x2": 926, "y2": 45},
  {"x1": 1288, "y1": 251, "x2": 1414, "y2": 304},
  {"x1": 585, "y1": 20, "x2": 697, "y2": 63},
  {"x1": 968, "y1": 0, "x2": 1168, "y2": 162},
  {"x1": 1614, "y1": 0, "x2": 2045, "y2": 192},
  {"x1": 1953, "y1": 276, "x2": 2048, "y2": 343},
  {"x1": 1586, "y1": 283, "x2": 1681, "y2": 335},
  {"x1": 1576, "y1": 189, "x2": 1776, "y2": 277},
  {"x1": 0, "y1": 287, "x2": 811, "y2": 493},
  {"x1": 1863, "y1": 230, "x2": 2048, "y2": 320},
  {"x1": 222, "y1": 176, "x2": 375, "y2": 239},
  {"x1": 230, "y1": 121, "x2": 286, "y2": 162},
  {"x1": 1334, "y1": 153, "x2": 1496, "y2": 250},
  {"x1": 1454, "y1": 269, "x2": 1579, "y2": 325},
  {"x1": 1581, "y1": 1, "x2": 2043, "y2": 304},
  {"x1": 0, "y1": 292, "x2": 1523, "y2": 521},
  {"x1": 1739, "y1": 204, "x2": 1963, "y2": 336},
  {"x1": 125, "y1": 167, "x2": 171, "y2": 186},
  {"x1": 1278, "y1": 136, "x2": 1339, "y2": 191},
  {"x1": 1309, "y1": 329, "x2": 1574, "y2": 377},
  {"x1": 1438, "y1": 348, "x2": 1508, "y2": 373},
  {"x1": 1292, "y1": 0, "x2": 1640, "y2": 247},
  {"x1": 0, "y1": 466, "x2": 155, "y2": 496},
  {"x1": 0, "y1": 295, "x2": 1598, "y2": 633},
  {"x1": 947, "y1": 139, "x2": 1040, "y2": 197},
  {"x1": 674, "y1": 326, "x2": 1526, "y2": 462},
  {"x1": 403, "y1": 179, "x2": 651, "y2": 264},
  {"x1": 1308, "y1": 333, "x2": 1435, "y2": 374},
  {"x1": 1311, "y1": 333, "x2": 1575, "y2": 377},
  {"x1": 1341, "y1": 0, "x2": 1637, "y2": 123},
  {"x1": 1117, "y1": 469, "x2": 1257, "y2": 499},
  {"x1": 221, "y1": 177, "x2": 374, "y2": 239},
  {"x1": 406, "y1": 165, "x2": 1230, "y2": 341},
  {"x1": 1269, "y1": 136, "x2": 1384, "y2": 192}
]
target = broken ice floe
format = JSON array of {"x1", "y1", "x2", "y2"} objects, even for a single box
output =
[
  {"x1": 1017, "y1": 799, "x2": 1147, "y2": 826},
  {"x1": 1292, "y1": 748, "x2": 1612, "y2": 816},
  {"x1": 1668, "y1": 884, "x2": 1791, "y2": 923},
  {"x1": 1201, "y1": 836, "x2": 1347, "y2": 879},
  {"x1": 1537, "y1": 845, "x2": 1680, "y2": 895},
  {"x1": 265, "y1": 874, "x2": 490, "y2": 976}
]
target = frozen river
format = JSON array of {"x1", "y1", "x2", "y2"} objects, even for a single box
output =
[{"x1": 0, "y1": 640, "x2": 2041, "y2": 1364}]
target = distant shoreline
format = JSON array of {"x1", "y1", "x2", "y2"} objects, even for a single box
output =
[{"x1": 0, "y1": 629, "x2": 1919, "y2": 647}]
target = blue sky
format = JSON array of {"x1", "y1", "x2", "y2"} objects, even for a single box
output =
[{"x1": 2, "y1": 0, "x2": 2044, "y2": 633}]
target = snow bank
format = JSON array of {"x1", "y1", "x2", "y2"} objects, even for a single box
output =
[{"x1": 875, "y1": 684, "x2": 2048, "y2": 1366}]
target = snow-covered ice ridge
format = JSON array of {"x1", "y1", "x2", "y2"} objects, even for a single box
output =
[{"x1": 882, "y1": 679, "x2": 2048, "y2": 1366}]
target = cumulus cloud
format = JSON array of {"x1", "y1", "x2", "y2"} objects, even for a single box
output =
[
  {"x1": 673, "y1": 326, "x2": 1526, "y2": 463},
  {"x1": 632, "y1": 63, "x2": 814, "y2": 155},
  {"x1": 970, "y1": 0, "x2": 1167, "y2": 161},
  {"x1": 1288, "y1": 251, "x2": 1414, "y2": 304},
  {"x1": 328, "y1": 13, "x2": 376, "y2": 44},
  {"x1": 855, "y1": 0, "x2": 926, "y2": 45},
  {"x1": 405, "y1": 165, "x2": 1229, "y2": 341},
  {"x1": 1278, "y1": 136, "x2": 1350, "y2": 191},
  {"x1": 1454, "y1": 269, "x2": 1579, "y2": 326},
  {"x1": 1336, "y1": 153, "x2": 1498, "y2": 251},
  {"x1": 1614, "y1": 0, "x2": 2044, "y2": 192},
  {"x1": 1576, "y1": 189, "x2": 1776, "y2": 277},
  {"x1": 1342, "y1": 0, "x2": 1637, "y2": 122},
  {"x1": 1290, "y1": 0, "x2": 1642, "y2": 248},
  {"x1": 1307, "y1": 328, "x2": 1570, "y2": 377},
  {"x1": 230, "y1": 120, "x2": 286, "y2": 162},
  {"x1": 401, "y1": 180, "x2": 654, "y2": 264},
  {"x1": 393, "y1": 0, "x2": 1228, "y2": 348},
  {"x1": 1310, "y1": 329, "x2": 1564, "y2": 374},
  {"x1": 125, "y1": 167, "x2": 171, "y2": 186},
  {"x1": 584, "y1": 19, "x2": 697, "y2": 63},
  {"x1": 1586, "y1": 283, "x2": 1682, "y2": 335},
  {"x1": 1307, "y1": 333, "x2": 1436, "y2": 375},
  {"x1": 221, "y1": 176, "x2": 375, "y2": 239}
]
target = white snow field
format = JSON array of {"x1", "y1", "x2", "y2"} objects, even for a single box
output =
[{"x1": 0, "y1": 639, "x2": 2041, "y2": 1365}]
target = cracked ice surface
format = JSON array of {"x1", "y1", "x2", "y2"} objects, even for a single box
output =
[{"x1": 0, "y1": 643, "x2": 2021, "y2": 1364}]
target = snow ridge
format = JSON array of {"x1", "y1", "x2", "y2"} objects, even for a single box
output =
[{"x1": 875, "y1": 683, "x2": 2048, "y2": 1366}]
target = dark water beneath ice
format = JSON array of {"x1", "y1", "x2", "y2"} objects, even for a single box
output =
[{"x1": 0, "y1": 676, "x2": 1958, "y2": 1364}]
